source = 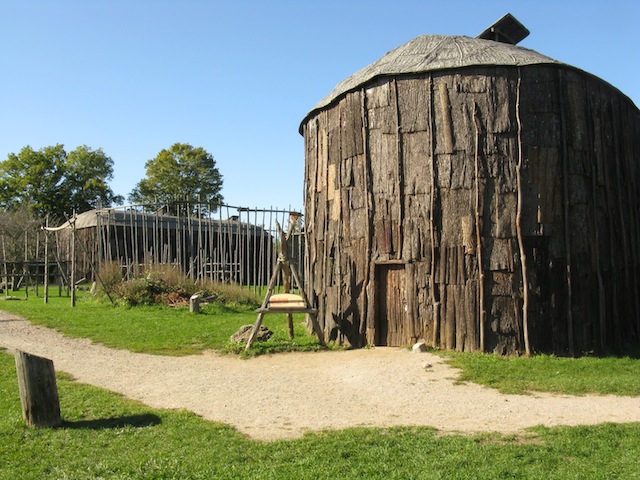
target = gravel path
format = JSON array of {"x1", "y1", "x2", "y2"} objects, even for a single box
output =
[{"x1": 2, "y1": 312, "x2": 639, "y2": 441}]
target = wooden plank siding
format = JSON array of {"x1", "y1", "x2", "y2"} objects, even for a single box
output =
[{"x1": 303, "y1": 64, "x2": 640, "y2": 355}]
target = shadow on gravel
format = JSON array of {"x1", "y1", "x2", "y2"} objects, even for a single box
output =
[{"x1": 61, "y1": 414, "x2": 162, "y2": 430}]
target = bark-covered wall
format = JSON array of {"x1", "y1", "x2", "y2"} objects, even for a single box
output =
[{"x1": 302, "y1": 64, "x2": 640, "y2": 355}]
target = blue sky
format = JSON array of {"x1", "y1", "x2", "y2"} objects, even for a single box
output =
[{"x1": 1, "y1": 0, "x2": 638, "y2": 213}]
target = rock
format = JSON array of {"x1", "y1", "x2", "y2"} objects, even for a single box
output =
[
  {"x1": 412, "y1": 341, "x2": 427, "y2": 353},
  {"x1": 230, "y1": 325, "x2": 273, "y2": 343}
]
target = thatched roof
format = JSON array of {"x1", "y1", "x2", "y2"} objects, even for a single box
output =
[{"x1": 300, "y1": 34, "x2": 563, "y2": 130}]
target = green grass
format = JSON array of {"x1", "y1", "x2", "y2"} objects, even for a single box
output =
[
  {"x1": 0, "y1": 291, "x2": 323, "y2": 356},
  {"x1": 441, "y1": 351, "x2": 640, "y2": 396},
  {"x1": 2, "y1": 291, "x2": 640, "y2": 477},
  {"x1": 1, "y1": 350, "x2": 639, "y2": 479}
]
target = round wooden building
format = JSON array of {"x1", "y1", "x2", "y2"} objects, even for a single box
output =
[{"x1": 299, "y1": 32, "x2": 640, "y2": 355}]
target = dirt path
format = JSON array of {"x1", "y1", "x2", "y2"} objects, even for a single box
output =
[{"x1": 1, "y1": 312, "x2": 639, "y2": 441}]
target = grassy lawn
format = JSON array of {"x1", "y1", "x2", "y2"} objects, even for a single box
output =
[
  {"x1": 0, "y1": 291, "x2": 323, "y2": 356},
  {"x1": 2, "y1": 291, "x2": 640, "y2": 477},
  {"x1": 1, "y1": 350, "x2": 639, "y2": 479},
  {"x1": 442, "y1": 351, "x2": 640, "y2": 396},
  {"x1": 1, "y1": 291, "x2": 640, "y2": 395}
]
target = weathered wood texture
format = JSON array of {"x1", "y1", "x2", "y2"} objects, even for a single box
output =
[
  {"x1": 302, "y1": 65, "x2": 640, "y2": 355},
  {"x1": 14, "y1": 350, "x2": 62, "y2": 428}
]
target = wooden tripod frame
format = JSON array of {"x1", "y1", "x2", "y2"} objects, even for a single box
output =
[{"x1": 244, "y1": 222, "x2": 325, "y2": 351}]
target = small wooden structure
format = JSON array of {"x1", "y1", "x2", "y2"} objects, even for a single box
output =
[
  {"x1": 245, "y1": 223, "x2": 325, "y2": 350},
  {"x1": 14, "y1": 350, "x2": 62, "y2": 428},
  {"x1": 300, "y1": 23, "x2": 640, "y2": 355}
]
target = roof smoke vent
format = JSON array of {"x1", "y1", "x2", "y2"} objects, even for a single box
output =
[{"x1": 477, "y1": 13, "x2": 530, "y2": 45}]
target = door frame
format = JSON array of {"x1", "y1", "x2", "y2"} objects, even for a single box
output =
[{"x1": 374, "y1": 260, "x2": 407, "y2": 346}]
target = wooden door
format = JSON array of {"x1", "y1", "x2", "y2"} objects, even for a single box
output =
[{"x1": 375, "y1": 264, "x2": 406, "y2": 346}]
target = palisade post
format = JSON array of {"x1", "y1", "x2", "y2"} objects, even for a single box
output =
[{"x1": 14, "y1": 350, "x2": 62, "y2": 428}]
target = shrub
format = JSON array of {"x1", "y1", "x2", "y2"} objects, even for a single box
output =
[
  {"x1": 93, "y1": 263, "x2": 259, "y2": 308},
  {"x1": 207, "y1": 282, "x2": 259, "y2": 308},
  {"x1": 95, "y1": 262, "x2": 124, "y2": 298},
  {"x1": 116, "y1": 278, "x2": 153, "y2": 306}
]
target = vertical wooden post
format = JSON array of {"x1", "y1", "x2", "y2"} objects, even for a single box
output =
[
  {"x1": 70, "y1": 217, "x2": 76, "y2": 308},
  {"x1": 2, "y1": 236, "x2": 8, "y2": 297},
  {"x1": 392, "y1": 78, "x2": 405, "y2": 260},
  {"x1": 189, "y1": 294, "x2": 201, "y2": 313},
  {"x1": 428, "y1": 76, "x2": 439, "y2": 348},
  {"x1": 44, "y1": 216, "x2": 49, "y2": 304},
  {"x1": 278, "y1": 221, "x2": 295, "y2": 339},
  {"x1": 473, "y1": 102, "x2": 486, "y2": 353},
  {"x1": 515, "y1": 74, "x2": 531, "y2": 356},
  {"x1": 14, "y1": 350, "x2": 62, "y2": 428},
  {"x1": 360, "y1": 89, "x2": 374, "y2": 339}
]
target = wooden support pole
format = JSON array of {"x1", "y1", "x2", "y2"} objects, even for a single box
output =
[
  {"x1": 44, "y1": 216, "x2": 49, "y2": 304},
  {"x1": 70, "y1": 218, "x2": 76, "y2": 308},
  {"x1": 360, "y1": 88, "x2": 374, "y2": 338},
  {"x1": 286, "y1": 313, "x2": 295, "y2": 339},
  {"x1": 392, "y1": 78, "x2": 405, "y2": 260},
  {"x1": 14, "y1": 350, "x2": 62, "y2": 428},
  {"x1": 515, "y1": 74, "x2": 531, "y2": 356},
  {"x1": 245, "y1": 313, "x2": 267, "y2": 349},
  {"x1": 289, "y1": 260, "x2": 326, "y2": 346},
  {"x1": 473, "y1": 102, "x2": 486, "y2": 353},
  {"x1": 245, "y1": 261, "x2": 282, "y2": 351}
]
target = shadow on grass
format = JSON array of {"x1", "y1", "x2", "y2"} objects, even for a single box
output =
[{"x1": 61, "y1": 413, "x2": 161, "y2": 430}]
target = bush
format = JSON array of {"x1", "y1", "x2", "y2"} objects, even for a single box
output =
[
  {"x1": 207, "y1": 282, "x2": 259, "y2": 308},
  {"x1": 117, "y1": 278, "x2": 154, "y2": 306},
  {"x1": 95, "y1": 262, "x2": 123, "y2": 298},
  {"x1": 93, "y1": 263, "x2": 259, "y2": 308}
]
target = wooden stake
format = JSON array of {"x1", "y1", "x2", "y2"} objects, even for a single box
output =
[
  {"x1": 44, "y1": 216, "x2": 49, "y2": 303},
  {"x1": 392, "y1": 78, "x2": 405, "y2": 259},
  {"x1": 515, "y1": 74, "x2": 531, "y2": 356},
  {"x1": 361, "y1": 89, "x2": 374, "y2": 338},
  {"x1": 473, "y1": 102, "x2": 486, "y2": 353},
  {"x1": 428, "y1": 76, "x2": 439, "y2": 348},
  {"x1": 70, "y1": 216, "x2": 76, "y2": 308}
]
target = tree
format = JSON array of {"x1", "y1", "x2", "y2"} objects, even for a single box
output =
[
  {"x1": 63, "y1": 145, "x2": 124, "y2": 214},
  {"x1": 128, "y1": 143, "x2": 223, "y2": 216},
  {"x1": 0, "y1": 206, "x2": 41, "y2": 261},
  {"x1": 0, "y1": 144, "x2": 123, "y2": 221}
]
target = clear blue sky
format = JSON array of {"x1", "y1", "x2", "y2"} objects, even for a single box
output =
[{"x1": 1, "y1": 0, "x2": 638, "y2": 213}]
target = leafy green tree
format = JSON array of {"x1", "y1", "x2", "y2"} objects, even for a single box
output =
[
  {"x1": 63, "y1": 145, "x2": 124, "y2": 214},
  {"x1": 0, "y1": 144, "x2": 123, "y2": 221},
  {"x1": 129, "y1": 143, "x2": 223, "y2": 215}
]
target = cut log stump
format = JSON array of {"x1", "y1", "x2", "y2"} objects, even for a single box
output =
[
  {"x1": 189, "y1": 294, "x2": 201, "y2": 313},
  {"x1": 14, "y1": 350, "x2": 62, "y2": 428}
]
